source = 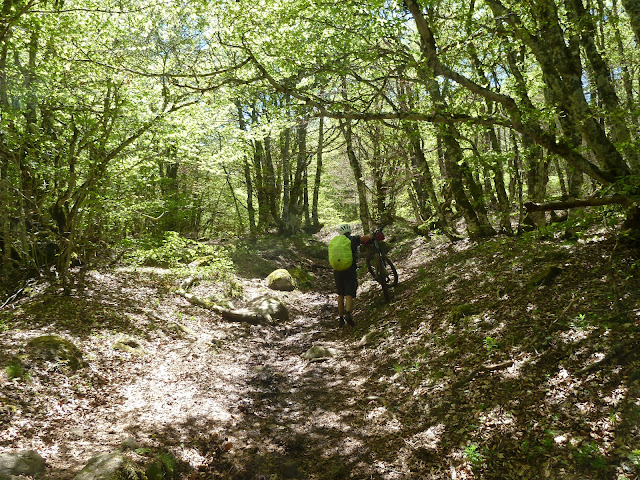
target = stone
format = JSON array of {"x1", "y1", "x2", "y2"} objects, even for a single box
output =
[
  {"x1": 0, "y1": 450, "x2": 46, "y2": 478},
  {"x1": 302, "y1": 345, "x2": 338, "y2": 362},
  {"x1": 25, "y1": 335, "x2": 84, "y2": 371},
  {"x1": 73, "y1": 452, "x2": 124, "y2": 480},
  {"x1": 359, "y1": 330, "x2": 382, "y2": 347},
  {"x1": 168, "y1": 322, "x2": 193, "y2": 336},
  {"x1": 120, "y1": 437, "x2": 139, "y2": 450},
  {"x1": 246, "y1": 295, "x2": 289, "y2": 322},
  {"x1": 266, "y1": 269, "x2": 296, "y2": 292},
  {"x1": 113, "y1": 338, "x2": 145, "y2": 356}
]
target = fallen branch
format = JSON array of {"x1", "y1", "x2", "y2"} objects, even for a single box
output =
[
  {"x1": 524, "y1": 195, "x2": 632, "y2": 212},
  {"x1": 451, "y1": 360, "x2": 514, "y2": 389},
  {"x1": 175, "y1": 289, "x2": 267, "y2": 325},
  {"x1": 576, "y1": 341, "x2": 639, "y2": 375}
]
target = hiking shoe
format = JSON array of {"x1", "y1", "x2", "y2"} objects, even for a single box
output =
[{"x1": 345, "y1": 312, "x2": 354, "y2": 326}]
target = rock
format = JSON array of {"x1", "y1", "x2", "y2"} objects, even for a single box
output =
[
  {"x1": 25, "y1": 335, "x2": 84, "y2": 371},
  {"x1": 246, "y1": 295, "x2": 289, "y2": 322},
  {"x1": 73, "y1": 452, "x2": 124, "y2": 480},
  {"x1": 302, "y1": 345, "x2": 338, "y2": 362},
  {"x1": 120, "y1": 437, "x2": 139, "y2": 450},
  {"x1": 266, "y1": 269, "x2": 296, "y2": 291},
  {"x1": 359, "y1": 330, "x2": 382, "y2": 347},
  {"x1": 168, "y1": 322, "x2": 193, "y2": 336},
  {"x1": 0, "y1": 450, "x2": 46, "y2": 478},
  {"x1": 113, "y1": 338, "x2": 145, "y2": 356},
  {"x1": 528, "y1": 265, "x2": 563, "y2": 287}
]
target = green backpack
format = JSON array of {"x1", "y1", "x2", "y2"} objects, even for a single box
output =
[{"x1": 328, "y1": 234, "x2": 353, "y2": 271}]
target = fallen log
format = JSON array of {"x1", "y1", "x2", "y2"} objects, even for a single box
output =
[
  {"x1": 524, "y1": 195, "x2": 632, "y2": 212},
  {"x1": 175, "y1": 289, "x2": 268, "y2": 324}
]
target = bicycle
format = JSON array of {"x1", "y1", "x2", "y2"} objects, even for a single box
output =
[{"x1": 363, "y1": 227, "x2": 398, "y2": 302}]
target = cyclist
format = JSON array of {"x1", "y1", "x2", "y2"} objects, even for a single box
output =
[{"x1": 332, "y1": 223, "x2": 373, "y2": 327}]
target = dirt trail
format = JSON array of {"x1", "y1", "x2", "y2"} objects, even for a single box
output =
[{"x1": 1, "y1": 259, "x2": 406, "y2": 480}]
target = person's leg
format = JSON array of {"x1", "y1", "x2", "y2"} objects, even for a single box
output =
[
  {"x1": 344, "y1": 295, "x2": 354, "y2": 326},
  {"x1": 335, "y1": 270, "x2": 346, "y2": 325},
  {"x1": 345, "y1": 295, "x2": 353, "y2": 313}
]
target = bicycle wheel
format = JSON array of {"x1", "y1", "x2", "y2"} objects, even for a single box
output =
[
  {"x1": 382, "y1": 255, "x2": 398, "y2": 287},
  {"x1": 375, "y1": 257, "x2": 392, "y2": 302}
]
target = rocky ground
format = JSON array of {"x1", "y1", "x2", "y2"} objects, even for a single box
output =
[{"x1": 1, "y1": 219, "x2": 640, "y2": 479}]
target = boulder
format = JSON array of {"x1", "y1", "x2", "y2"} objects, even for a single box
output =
[
  {"x1": 246, "y1": 295, "x2": 289, "y2": 323},
  {"x1": 25, "y1": 335, "x2": 84, "y2": 371},
  {"x1": 73, "y1": 452, "x2": 125, "y2": 480},
  {"x1": 266, "y1": 269, "x2": 296, "y2": 292},
  {"x1": 0, "y1": 450, "x2": 46, "y2": 478}
]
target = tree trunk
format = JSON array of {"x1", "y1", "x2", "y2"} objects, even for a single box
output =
[
  {"x1": 223, "y1": 164, "x2": 245, "y2": 233},
  {"x1": 280, "y1": 126, "x2": 292, "y2": 233},
  {"x1": 621, "y1": 0, "x2": 640, "y2": 44},
  {"x1": 0, "y1": 162, "x2": 10, "y2": 277},
  {"x1": 252, "y1": 138, "x2": 270, "y2": 229},
  {"x1": 339, "y1": 117, "x2": 371, "y2": 233},
  {"x1": 311, "y1": 116, "x2": 323, "y2": 233},
  {"x1": 510, "y1": 132, "x2": 526, "y2": 232},
  {"x1": 554, "y1": 159, "x2": 568, "y2": 199},
  {"x1": 282, "y1": 120, "x2": 308, "y2": 235},
  {"x1": 485, "y1": 128, "x2": 513, "y2": 233},
  {"x1": 567, "y1": 0, "x2": 639, "y2": 171},
  {"x1": 244, "y1": 157, "x2": 256, "y2": 234},
  {"x1": 440, "y1": 125, "x2": 494, "y2": 239},
  {"x1": 263, "y1": 135, "x2": 282, "y2": 228},
  {"x1": 303, "y1": 167, "x2": 311, "y2": 231},
  {"x1": 612, "y1": 0, "x2": 638, "y2": 130}
]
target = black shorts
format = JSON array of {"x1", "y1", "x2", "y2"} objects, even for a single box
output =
[{"x1": 334, "y1": 267, "x2": 358, "y2": 297}]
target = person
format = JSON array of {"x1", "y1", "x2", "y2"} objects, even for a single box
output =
[{"x1": 332, "y1": 223, "x2": 372, "y2": 327}]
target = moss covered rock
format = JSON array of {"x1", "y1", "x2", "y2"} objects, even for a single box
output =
[
  {"x1": 528, "y1": 265, "x2": 563, "y2": 287},
  {"x1": 73, "y1": 452, "x2": 125, "y2": 480},
  {"x1": 113, "y1": 338, "x2": 145, "y2": 356},
  {"x1": 0, "y1": 450, "x2": 46, "y2": 478},
  {"x1": 266, "y1": 269, "x2": 296, "y2": 291},
  {"x1": 25, "y1": 335, "x2": 84, "y2": 371}
]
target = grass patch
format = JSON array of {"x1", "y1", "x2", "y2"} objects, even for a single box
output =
[
  {"x1": 449, "y1": 304, "x2": 475, "y2": 323},
  {"x1": 5, "y1": 358, "x2": 29, "y2": 381}
]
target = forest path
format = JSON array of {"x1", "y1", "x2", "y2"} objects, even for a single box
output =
[
  {"x1": 45, "y1": 263, "x2": 401, "y2": 479},
  {"x1": 182, "y1": 268, "x2": 403, "y2": 479}
]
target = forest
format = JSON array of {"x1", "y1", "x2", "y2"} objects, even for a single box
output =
[{"x1": 1, "y1": 0, "x2": 640, "y2": 479}]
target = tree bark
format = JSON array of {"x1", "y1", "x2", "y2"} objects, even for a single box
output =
[
  {"x1": 263, "y1": 135, "x2": 283, "y2": 228},
  {"x1": 244, "y1": 157, "x2": 256, "y2": 234},
  {"x1": 621, "y1": 0, "x2": 640, "y2": 44},
  {"x1": 311, "y1": 116, "x2": 323, "y2": 233},
  {"x1": 222, "y1": 164, "x2": 245, "y2": 232},
  {"x1": 339, "y1": 117, "x2": 371, "y2": 233},
  {"x1": 282, "y1": 119, "x2": 308, "y2": 235}
]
